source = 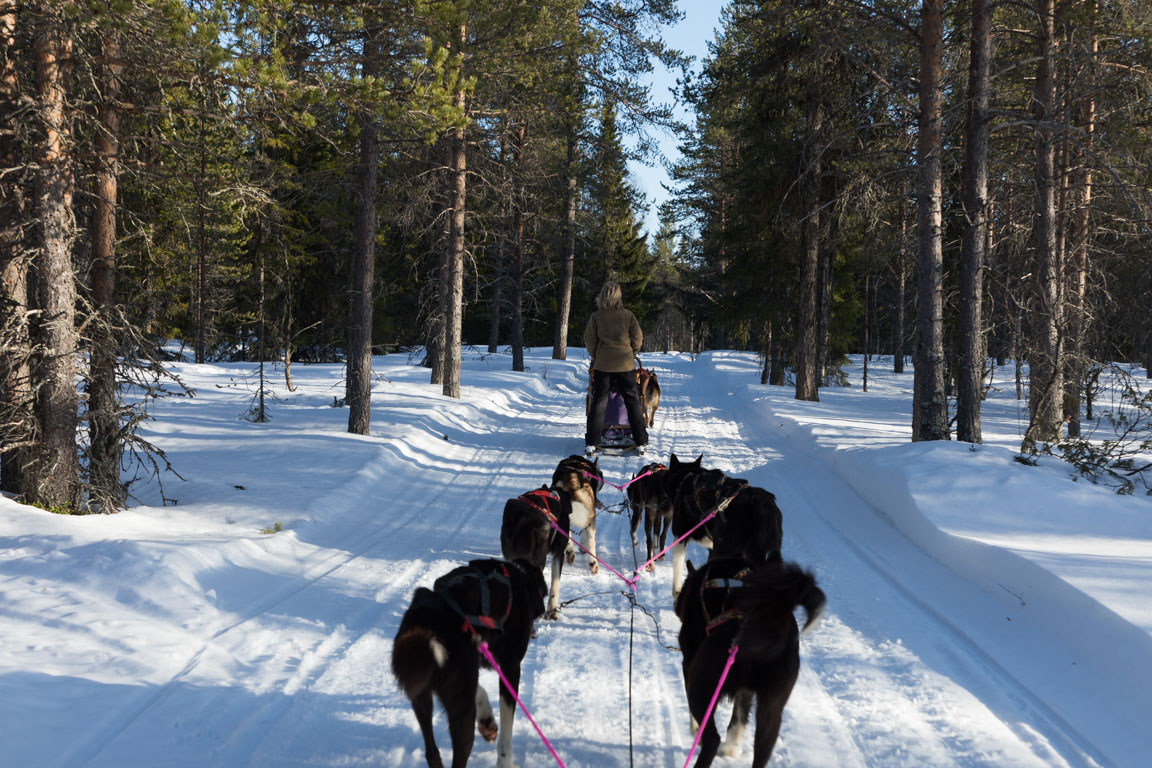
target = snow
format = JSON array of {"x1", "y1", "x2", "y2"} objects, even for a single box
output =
[{"x1": 2, "y1": 348, "x2": 1150, "y2": 767}]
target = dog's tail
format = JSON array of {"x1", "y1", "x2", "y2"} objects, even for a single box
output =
[
  {"x1": 392, "y1": 594, "x2": 451, "y2": 700},
  {"x1": 737, "y1": 561, "x2": 826, "y2": 654}
]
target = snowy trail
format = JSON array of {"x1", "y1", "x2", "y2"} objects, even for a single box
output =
[
  {"x1": 647, "y1": 355, "x2": 1098, "y2": 768},
  {"x1": 3, "y1": 350, "x2": 1146, "y2": 767}
]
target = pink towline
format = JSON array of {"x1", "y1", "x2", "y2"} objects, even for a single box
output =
[
  {"x1": 631, "y1": 508, "x2": 718, "y2": 579},
  {"x1": 682, "y1": 643, "x2": 740, "y2": 768},
  {"x1": 583, "y1": 467, "x2": 654, "y2": 492},
  {"x1": 547, "y1": 517, "x2": 639, "y2": 590},
  {"x1": 477, "y1": 641, "x2": 566, "y2": 768}
]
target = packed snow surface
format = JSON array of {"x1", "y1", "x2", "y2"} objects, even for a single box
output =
[{"x1": 2, "y1": 349, "x2": 1150, "y2": 767}]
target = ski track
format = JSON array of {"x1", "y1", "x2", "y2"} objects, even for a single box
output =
[
  {"x1": 688, "y1": 355, "x2": 1102, "y2": 768},
  {"x1": 65, "y1": 373, "x2": 537, "y2": 768},
  {"x1": 17, "y1": 353, "x2": 1122, "y2": 767},
  {"x1": 65, "y1": 447, "x2": 476, "y2": 767}
]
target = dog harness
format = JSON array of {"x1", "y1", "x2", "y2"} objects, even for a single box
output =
[
  {"x1": 520, "y1": 488, "x2": 563, "y2": 546},
  {"x1": 520, "y1": 488, "x2": 560, "y2": 524},
  {"x1": 701, "y1": 567, "x2": 751, "y2": 636},
  {"x1": 437, "y1": 561, "x2": 513, "y2": 635},
  {"x1": 679, "y1": 471, "x2": 749, "y2": 525}
]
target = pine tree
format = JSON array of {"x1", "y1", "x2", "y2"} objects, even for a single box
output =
[{"x1": 586, "y1": 100, "x2": 653, "y2": 306}]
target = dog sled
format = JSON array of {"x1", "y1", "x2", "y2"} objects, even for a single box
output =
[{"x1": 587, "y1": 357, "x2": 660, "y2": 453}]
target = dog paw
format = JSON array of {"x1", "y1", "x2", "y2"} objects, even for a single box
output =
[
  {"x1": 588, "y1": 560, "x2": 599, "y2": 575},
  {"x1": 477, "y1": 716, "x2": 498, "y2": 743},
  {"x1": 545, "y1": 607, "x2": 560, "y2": 620},
  {"x1": 657, "y1": 554, "x2": 666, "y2": 561},
  {"x1": 565, "y1": 551, "x2": 575, "y2": 565},
  {"x1": 646, "y1": 562, "x2": 655, "y2": 573},
  {"x1": 719, "y1": 742, "x2": 740, "y2": 758}
]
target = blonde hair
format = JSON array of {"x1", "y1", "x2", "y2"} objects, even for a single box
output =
[{"x1": 596, "y1": 281, "x2": 623, "y2": 310}]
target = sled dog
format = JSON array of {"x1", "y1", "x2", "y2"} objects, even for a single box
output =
[
  {"x1": 392, "y1": 558, "x2": 547, "y2": 768},
  {"x1": 627, "y1": 461, "x2": 672, "y2": 571},
  {"x1": 675, "y1": 557, "x2": 825, "y2": 768},
  {"x1": 664, "y1": 453, "x2": 784, "y2": 599},
  {"x1": 639, "y1": 367, "x2": 661, "y2": 427},
  {"x1": 550, "y1": 455, "x2": 604, "y2": 574},
  {"x1": 501, "y1": 485, "x2": 575, "y2": 619}
]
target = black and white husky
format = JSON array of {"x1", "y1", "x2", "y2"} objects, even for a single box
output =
[
  {"x1": 664, "y1": 453, "x2": 784, "y2": 600},
  {"x1": 501, "y1": 485, "x2": 574, "y2": 619},
  {"x1": 392, "y1": 558, "x2": 547, "y2": 768},
  {"x1": 675, "y1": 557, "x2": 825, "y2": 768},
  {"x1": 550, "y1": 454, "x2": 604, "y2": 575}
]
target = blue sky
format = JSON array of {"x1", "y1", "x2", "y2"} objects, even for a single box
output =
[{"x1": 628, "y1": 0, "x2": 728, "y2": 235}]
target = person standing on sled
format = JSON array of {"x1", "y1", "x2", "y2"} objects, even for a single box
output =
[{"x1": 584, "y1": 281, "x2": 649, "y2": 456}]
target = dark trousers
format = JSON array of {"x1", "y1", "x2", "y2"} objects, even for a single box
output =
[{"x1": 585, "y1": 369, "x2": 649, "y2": 447}]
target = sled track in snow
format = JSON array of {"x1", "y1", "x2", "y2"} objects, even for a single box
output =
[
  {"x1": 727, "y1": 386, "x2": 1111, "y2": 768},
  {"x1": 66, "y1": 435, "x2": 517, "y2": 768},
  {"x1": 613, "y1": 357, "x2": 1108, "y2": 768}
]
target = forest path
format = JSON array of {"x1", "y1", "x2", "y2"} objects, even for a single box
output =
[{"x1": 21, "y1": 351, "x2": 1108, "y2": 767}]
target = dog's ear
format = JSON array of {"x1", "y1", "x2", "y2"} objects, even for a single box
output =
[
  {"x1": 669, "y1": 452, "x2": 680, "y2": 469},
  {"x1": 692, "y1": 454, "x2": 703, "y2": 468}
]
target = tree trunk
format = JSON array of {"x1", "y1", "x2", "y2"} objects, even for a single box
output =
[
  {"x1": 255, "y1": 241, "x2": 267, "y2": 422},
  {"x1": 195, "y1": 74, "x2": 207, "y2": 364},
  {"x1": 346, "y1": 18, "x2": 380, "y2": 435},
  {"x1": 1146, "y1": 266, "x2": 1152, "y2": 379},
  {"x1": 795, "y1": 86, "x2": 821, "y2": 402},
  {"x1": 914, "y1": 0, "x2": 948, "y2": 442},
  {"x1": 89, "y1": 25, "x2": 125, "y2": 507},
  {"x1": 760, "y1": 320, "x2": 772, "y2": 385},
  {"x1": 487, "y1": 225, "x2": 504, "y2": 353},
  {"x1": 429, "y1": 172, "x2": 447, "y2": 382},
  {"x1": 30, "y1": 14, "x2": 80, "y2": 508},
  {"x1": 1014, "y1": 305, "x2": 1023, "y2": 401},
  {"x1": 510, "y1": 124, "x2": 526, "y2": 373},
  {"x1": 552, "y1": 127, "x2": 577, "y2": 360},
  {"x1": 443, "y1": 23, "x2": 467, "y2": 400},
  {"x1": 863, "y1": 273, "x2": 870, "y2": 392},
  {"x1": 1064, "y1": 9, "x2": 1096, "y2": 437},
  {"x1": 818, "y1": 235, "x2": 832, "y2": 385},
  {"x1": 0, "y1": 0, "x2": 30, "y2": 495},
  {"x1": 1024, "y1": 0, "x2": 1064, "y2": 450},
  {"x1": 769, "y1": 323, "x2": 785, "y2": 386},
  {"x1": 487, "y1": 132, "x2": 507, "y2": 354},
  {"x1": 956, "y1": 0, "x2": 991, "y2": 444},
  {"x1": 1145, "y1": 273, "x2": 1151, "y2": 378},
  {"x1": 893, "y1": 210, "x2": 907, "y2": 374}
]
